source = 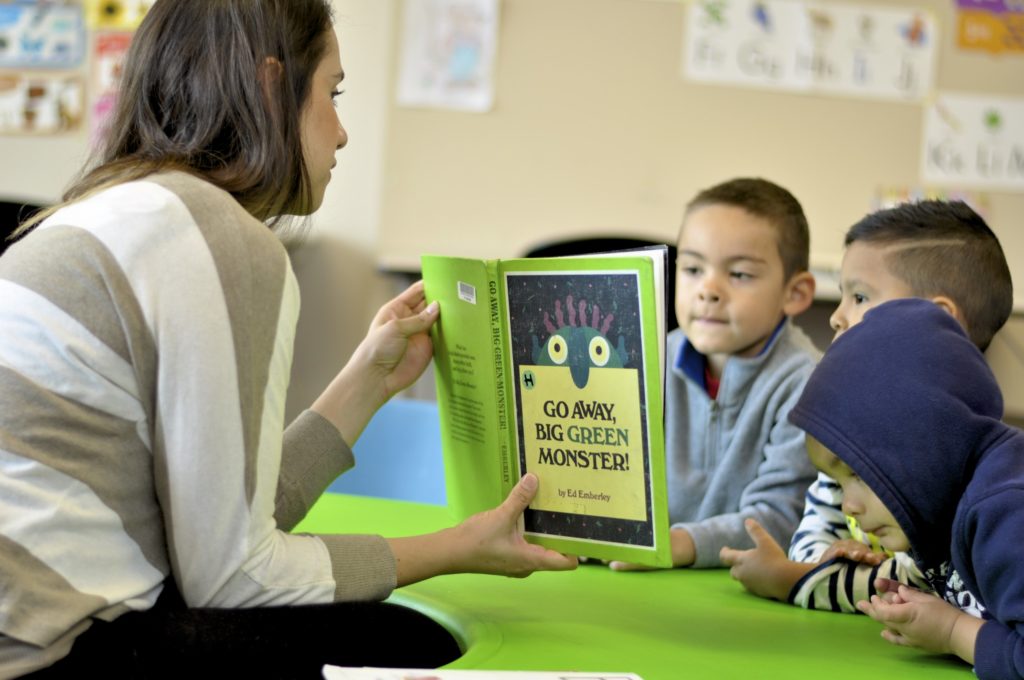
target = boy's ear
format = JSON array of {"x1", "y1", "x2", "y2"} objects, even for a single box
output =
[
  {"x1": 930, "y1": 295, "x2": 967, "y2": 328},
  {"x1": 782, "y1": 271, "x2": 816, "y2": 317}
]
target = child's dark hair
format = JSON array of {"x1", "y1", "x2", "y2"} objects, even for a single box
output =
[
  {"x1": 845, "y1": 200, "x2": 1012, "y2": 351},
  {"x1": 683, "y1": 177, "x2": 810, "y2": 281}
]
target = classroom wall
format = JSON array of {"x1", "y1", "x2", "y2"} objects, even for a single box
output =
[
  {"x1": 371, "y1": 0, "x2": 1024, "y2": 415},
  {"x1": 0, "y1": 0, "x2": 1021, "y2": 418},
  {"x1": 377, "y1": 0, "x2": 1023, "y2": 285}
]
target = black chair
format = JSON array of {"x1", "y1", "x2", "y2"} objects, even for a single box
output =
[
  {"x1": 0, "y1": 201, "x2": 44, "y2": 256},
  {"x1": 523, "y1": 236, "x2": 678, "y2": 332}
]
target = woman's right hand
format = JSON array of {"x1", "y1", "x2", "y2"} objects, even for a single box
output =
[{"x1": 312, "y1": 280, "x2": 439, "y2": 446}]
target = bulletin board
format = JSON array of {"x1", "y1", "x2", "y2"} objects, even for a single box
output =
[{"x1": 376, "y1": 0, "x2": 1024, "y2": 308}]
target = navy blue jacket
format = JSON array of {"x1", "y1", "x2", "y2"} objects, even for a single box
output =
[{"x1": 789, "y1": 298, "x2": 1024, "y2": 680}]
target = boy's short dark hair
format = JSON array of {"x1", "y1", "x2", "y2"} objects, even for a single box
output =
[
  {"x1": 683, "y1": 177, "x2": 810, "y2": 282},
  {"x1": 845, "y1": 200, "x2": 1012, "y2": 352}
]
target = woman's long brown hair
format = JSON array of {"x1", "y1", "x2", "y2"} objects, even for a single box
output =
[{"x1": 13, "y1": 0, "x2": 333, "y2": 237}]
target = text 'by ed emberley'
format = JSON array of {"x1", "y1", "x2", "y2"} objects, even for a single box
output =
[{"x1": 558, "y1": 488, "x2": 611, "y2": 502}]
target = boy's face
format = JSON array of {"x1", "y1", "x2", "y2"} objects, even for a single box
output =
[
  {"x1": 830, "y1": 241, "x2": 916, "y2": 340},
  {"x1": 806, "y1": 436, "x2": 910, "y2": 553},
  {"x1": 675, "y1": 204, "x2": 796, "y2": 369}
]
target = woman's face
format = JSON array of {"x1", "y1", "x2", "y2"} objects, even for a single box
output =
[{"x1": 299, "y1": 28, "x2": 348, "y2": 214}]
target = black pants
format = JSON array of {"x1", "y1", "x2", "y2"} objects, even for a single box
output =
[{"x1": 22, "y1": 582, "x2": 461, "y2": 679}]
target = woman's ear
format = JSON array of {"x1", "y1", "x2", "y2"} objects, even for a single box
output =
[
  {"x1": 258, "y1": 56, "x2": 284, "y2": 101},
  {"x1": 782, "y1": 270, "x2": 816, "y2": 317}
]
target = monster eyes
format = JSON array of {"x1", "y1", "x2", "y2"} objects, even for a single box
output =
[
  {"x1": 547, "y1": 334, "x2": 568, "y2": 365},
  {"x1": 589, "y1": 336, "x2": 611, "y2": 367}
]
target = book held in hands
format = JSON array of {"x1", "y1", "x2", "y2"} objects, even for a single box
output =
[{"x1": 422, "y1": 247, "x2": 670, "y2": 567}]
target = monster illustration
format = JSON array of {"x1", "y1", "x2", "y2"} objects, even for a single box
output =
[{"x1": 531, "y1": 294, "x2": 627, "y2": 389}]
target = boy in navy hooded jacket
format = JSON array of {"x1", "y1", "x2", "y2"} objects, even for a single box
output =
[{"x1": 789, "y1": 298, "x2": 1022, "y2": 679}]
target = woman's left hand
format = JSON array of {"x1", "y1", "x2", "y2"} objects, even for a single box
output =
[{"x1": 388, "y1": 473, "x2": 579, "y2": 586}]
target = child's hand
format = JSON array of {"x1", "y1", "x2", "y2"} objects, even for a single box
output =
[
  {"x1": 449, "y1": 473, "x2": 579, "y2": 577},
  {"x1": 857, "y1": 583, "x2": 983, "y2": 664},
  {"x1": 720, "y1": 518, "x2": 815, "y2": 601},
  {"x1": 608, "y1": 528, "x2": 694, "y2": 571},
  {"x1": 820, "y1": 538, "x2": 886, "y2": 566},
  {"x1": 873, "y1": 577, "x2": 904, "y2": 602}
]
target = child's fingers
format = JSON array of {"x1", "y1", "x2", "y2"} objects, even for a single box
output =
[
  {"x1": 874, "y1": 577, "x2": 901, "y2": 594},
  {"x1": 880, "y1": 629, "x2": 909, "y2": 646},
  {"x1": 743, "y1": 518, "x2": 782, "y2": 553},
  {"x1": 742, "y1": 518, "x2": 768, "y2": 543},
  {"x1": 861, "y1": 594, "x2": 915, "y2": 628},
  {"x1": 609, "y1": 560, "x2": 655, "y2": 572},
  {"x1": 719, "y1": 546, "x2": 742, "y2": 566},
  {"x1": 858, "y1": 595, "x2": 891, "y2": 620}
]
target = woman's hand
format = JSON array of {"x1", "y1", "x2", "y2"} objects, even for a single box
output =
[
  {"x1": 450, "y1": 473, "x2": 580, "y2": 577},
  {"x1": 361, "y1": 280, "x2": 438, "y2": 400},
  {"x1": 388, "y1": 474, "x2": 579, "y2": 585},
  {"x1": 312, "y1": 280, "x2": 439, "y2": 445}
]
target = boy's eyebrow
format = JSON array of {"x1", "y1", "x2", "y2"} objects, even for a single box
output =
[
  {"x1": 839, "y1": 274, "x2": 872, "y2": 288},
  {"x1": 678, "y1": 249, "x2": 768, "y2": 265},
  {"x1": 839, "y1": 277, "x2": 875, "y2": 292},
  {"x1": 335, "y1": 70, "x2": 345, "y2": 83}
]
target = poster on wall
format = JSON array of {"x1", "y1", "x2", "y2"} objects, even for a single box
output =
[
  {"x1": 0, "y1": 73, "x2": 85, "y2": 134},
  {"x1": 683, "y1": 0, "x2": 937, "y2": 102},
  {"x1": 396, "y1": 0, "x2": 500, "y2": 112},
  {"x1": 921, "y1": 92, "x2": 1024, "y2": 192},
  {"x1": 84, "y1": 0, "x2": 153, "y2": 31},
  {"x1": 90, "y1": 32, "x2": 131, "y2": 147},
  {"x1": 0, "y1": 1, "x2": 86, "y2": 69},
  {"x1": 956, "y1": 0, "x2": 1024, "y2": 54},
  {"x1": 874, "y1": 185, "x2": 990, "y2": 216}
]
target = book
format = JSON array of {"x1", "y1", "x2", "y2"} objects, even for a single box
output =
[
  {"x1": 421, "y1": 247, "x2": 670, "y2": 567},
  {"x1": 323, "y1": 667, "x2": 644, "y2": 680}
]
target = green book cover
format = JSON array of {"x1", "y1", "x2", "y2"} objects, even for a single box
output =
[{"x1": 422, "y1": 248, "x2": 670, "y2": 567}]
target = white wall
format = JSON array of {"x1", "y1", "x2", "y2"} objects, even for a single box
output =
[{"x1": 2, "y1": 0, "x2": 1023, "y2": 420}]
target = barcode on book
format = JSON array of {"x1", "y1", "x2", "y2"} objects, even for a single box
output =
[{"x1": 457, "y1": 281, "x2": 477, "y2": 304}]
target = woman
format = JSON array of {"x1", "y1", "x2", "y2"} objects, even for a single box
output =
[{"x1": 0, "y1": 1, "x2": 576, "y2": 677}]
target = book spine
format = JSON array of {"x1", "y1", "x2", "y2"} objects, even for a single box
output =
[{"x1": 487, "y1": 266, "x2": 512, "y2": 492}]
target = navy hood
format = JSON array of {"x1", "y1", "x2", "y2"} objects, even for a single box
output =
[{"x1": 789, "y1": 298, "x2": 1005, "y2": 569}]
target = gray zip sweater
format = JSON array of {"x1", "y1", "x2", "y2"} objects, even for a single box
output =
[{"x1": 666, "y1": 320, "x2": 820, "y2": 567}]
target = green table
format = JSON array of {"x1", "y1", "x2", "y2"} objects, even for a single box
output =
[{"x1": 296, "y1": 493, "x2": 970, "y2": 680}]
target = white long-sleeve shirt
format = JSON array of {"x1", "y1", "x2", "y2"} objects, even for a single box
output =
[
  {"x1": 0, "y1": 172, "x2": 395, "y2": 677},
  {"x1": 786, "y1": 473, "x2": 979, "y2": 617}
]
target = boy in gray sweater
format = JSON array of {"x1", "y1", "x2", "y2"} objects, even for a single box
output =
[{"x1": 615, "y1": 178, "x2": 820, "y2": 569}]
